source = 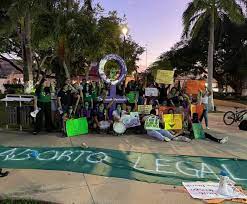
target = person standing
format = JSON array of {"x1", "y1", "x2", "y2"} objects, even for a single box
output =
[
  {"x1": 33, "y1": 74, "x2": 52, "y2": 135},
  {"x1": 199, "y1": 86, "x2": 212, "y2": 129}
]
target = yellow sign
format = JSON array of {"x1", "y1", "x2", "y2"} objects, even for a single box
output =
[
  {"x1": 155, "y1": 70, "x2": 174, "y2": 84},
  {"x1": 138, "y1": 105, "x2": 152, "y2": 115},
  {"x1": 163, "y1": 114, "x2": 183, "y2": 130}
]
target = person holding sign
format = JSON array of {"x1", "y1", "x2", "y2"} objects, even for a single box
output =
[{"x1": 143, "y1": 109, "x2": 191, "y2": 142}]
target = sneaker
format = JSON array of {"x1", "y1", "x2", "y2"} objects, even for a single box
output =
[
  {"x1": 164, "y1": 137, "x2": 171, "y2": 142},
  {"x1": 81, "y1": 143, "x2": 88, "y2": 148},
  {"x1": 220, "y1": 137, "x2": 228, "y2": 144},
  {"x1": 173, "y1": 136, "x2": 191, "y2": 142},
  {"x1": 206, "y1": 127, "x2": 210, "y2": 130},
  {"x1": 32, "y1": 131, "x2": 37, "y2": 135}
]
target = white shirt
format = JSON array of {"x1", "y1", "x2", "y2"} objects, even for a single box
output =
[
  {"x1": 201, "y1": 95, "x2": 208, "y2": 104},
  {"x1": 112, "y1": 110, "x2": 127, "y2": 120}
]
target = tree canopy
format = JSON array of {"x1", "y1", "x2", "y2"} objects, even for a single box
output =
[{"x1": 0, "y1": 0, "x2": 144, "y2": 87}]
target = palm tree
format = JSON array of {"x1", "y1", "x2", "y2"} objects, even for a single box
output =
[{"x1": 183, "y1": 0, "x2": 246, "y2": 110}]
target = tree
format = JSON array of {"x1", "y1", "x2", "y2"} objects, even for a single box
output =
[{"x1": 182, "y1": 0, "x2": 246, "y2": 110}]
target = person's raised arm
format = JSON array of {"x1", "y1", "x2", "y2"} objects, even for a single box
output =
[{"x1": 107, "y1": 98, "x2": 115, "y2": 109}]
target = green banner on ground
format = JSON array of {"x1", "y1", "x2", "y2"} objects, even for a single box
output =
[{"x1": 0, "y1": 146, "x2": 246, "y2": 189}]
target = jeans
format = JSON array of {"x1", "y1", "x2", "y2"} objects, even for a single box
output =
[
  {"x1": 147, "y1": 129, "x2": 174, "y2": 141},
  {"x1": 200, "y1": 104, "x2": 208, "y2": 127}
]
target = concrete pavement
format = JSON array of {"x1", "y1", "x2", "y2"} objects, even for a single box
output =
[{"x1": 0, "y1": 109, "x2": 246, "y2": 204}]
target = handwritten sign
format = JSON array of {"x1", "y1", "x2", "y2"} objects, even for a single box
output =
[
  {"x1": 145, "y1": 88, "x2": 158, "y2": 97},
  {"x1": 191, "y1": 104, "x2": 204, "y2": 118},
  {"x1": 144, "y1": 115, "x2": 160, "y2": 130},
  {"x1": 192, "y1": 123, "x2": 205, "y2": 139},
  {"x1": 155, "y1": 70, "x2": 174, "y2": 84},
  {"x1": 138, "y1": 105, "x2": 153, "y2": 115},
  {"x1": 183, "y1": 182, "x2": 247, "y2": 200},
  {"x1": 163, "y1": 114, "x2": 183, "y2": 130},
  {"x1": 158, "y1": 106, "x2": 175, "y2": 116},
  {"x1": 186, "y1": 80, "x2": 206, "y2": 95},
  {"x1": 121, "y1": 112, "x2": 141, "y2": 128}
]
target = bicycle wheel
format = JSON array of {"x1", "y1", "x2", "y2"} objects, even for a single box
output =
[{"x1": 223, "y1": 111, "x2": 235, "y2": 125}]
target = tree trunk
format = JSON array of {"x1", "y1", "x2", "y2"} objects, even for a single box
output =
[
  {"x1": 207, "y1": 7, "x2": 215, "y2": 111},
  {"x1": 63, "y1": 60, "x2": 70, "y2": 80},
  {"x1": 23, "y1": 12, "x2": 33, "y2": 93}
]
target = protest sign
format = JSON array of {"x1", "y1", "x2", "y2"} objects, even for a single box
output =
[
  {"x1": 66, "y1": 117, "x2": 88, "y2": 137},
  {"x1": 183, "y1": 182, "x2": 247, "y2": 200},
  {"x1": 159, "y1": 106, "x2": 175, "y2": 116},
  {"x1": 191, "y1": 104, "x2": 204, "y2": 119},
  {"x1": 145, "y1": 88, "x2": 159, "y2": 97},
  {"x1": 155, "y1": 70, "x2": 174, "y2": 84},
  {"x1": 138, "y1": 105, "x2": 153, "y2": 115},
  {"x1": 163, "y1": 114, "x2": 183, "y2": 130},
  {"x1": 121, "y1": 112, "x2": 140, "y2": 128},
  {"x1": 186, "y1": 80, "x2": 206, "y2": 95},
  {"x1": 144, "y1": 115, "x2": 160, "y2": 130},
  {"x1": 192, "y1": 123, "x2": 205, "y2": 139}
]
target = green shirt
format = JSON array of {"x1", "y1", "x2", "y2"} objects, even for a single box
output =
[{"x1": 37, "y1": 87, "x2": 51, "y2": 103}]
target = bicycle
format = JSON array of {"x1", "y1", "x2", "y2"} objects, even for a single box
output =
[{"x1": 223, "y1": 107, "x2": 247, "y2": 125}]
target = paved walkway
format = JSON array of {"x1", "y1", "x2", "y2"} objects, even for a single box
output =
[{"x1": 0, "y1": 109, "x2": 246, "y2": 204}]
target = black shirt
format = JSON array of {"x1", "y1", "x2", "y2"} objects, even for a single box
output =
[{"x1": 58, "y1": 90, "x2": 73, "y2": 106}]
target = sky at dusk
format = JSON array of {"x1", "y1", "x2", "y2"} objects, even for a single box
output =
[{"x1": 96, "y1": 0, "x2": 191, "y2": 70}]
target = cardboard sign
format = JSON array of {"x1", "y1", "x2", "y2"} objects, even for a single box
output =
[
  {"x1": 138, "y1": 105, "x2": 153, "y2": 115},
  {"x1": 126, "y1": 91, "x2": 137, "y2": 104},
  {"x1": 192, "y1": 123, "x2": 205, "y2": 139},
  {"x1": 159, "y1": 106, "x2": 175, "y2": 116},
  {"x1": 186, "y1": 80, "x2": 206, "y2": 95},
  {"x1": 183, "y1": 182, "x2": 247, "y2": 200},
  {"x1": 121, "y1": 112, "x2": 140, "y2": 128},
  {"x1": 155, "y1": 70, "x2": 174, "y2": 84},
  {"x1": 163, "y1": 114, "x2": 183, "y2": 130},
  {"x1": 145, "y1": 88, "x2": 159, "y2": 97},
  {"x1": 66, "y1": 117, "x2": 88, "y2": 137},
  {"x1": 144, "y1": 115, "x2": 160, "y2": 130},
  {"x1": 191, "y1": 104, "x2": 204, "y2": 119}
]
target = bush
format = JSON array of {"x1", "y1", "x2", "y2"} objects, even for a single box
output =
[{"x1": 3, "y1": 84, "x2": 24, "y2": 94}]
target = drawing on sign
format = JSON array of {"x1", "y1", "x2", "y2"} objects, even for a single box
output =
[
  {"x1": 145, "y1": 88, "x2": 159, "y2": 97},
  {"x1": 155, "y1": 70, "x2": 174, "y2": 84}
]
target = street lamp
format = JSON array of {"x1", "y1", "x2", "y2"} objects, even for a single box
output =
[{"x1": 122, "y1": 25, "x2": 128, "y2": 60}]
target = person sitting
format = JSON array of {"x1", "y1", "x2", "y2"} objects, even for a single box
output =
[
  {"x1": 81, "y1": 101, "x2": 93, "y2": 128},
  {"x1": 93, "y1": 99, "x2": 115, "y2": 133},
  {"x1": 192, "y1": 113, "x2": 228, "y2": 143},
  {"x1": 239, "y1": 114, "x2": 247, "y2": 131},
  {"x1": 144, "y1": 109, "x2": 191, "y2": 142},
  {"x1": 112, "y1": 104, "x2": 127, "y2": 123},
  {"x1": 0, "y1": 169, "x2": 8, "y2": 177}
]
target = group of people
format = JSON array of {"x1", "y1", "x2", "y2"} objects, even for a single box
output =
[{"x1": 32, "y1": 72, "x2": 228, "y2": 144}]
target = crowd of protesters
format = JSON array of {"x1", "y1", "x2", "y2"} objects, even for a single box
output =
[{"x1": 32, "y1": 72, "x2": 228, "y2": 144}]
